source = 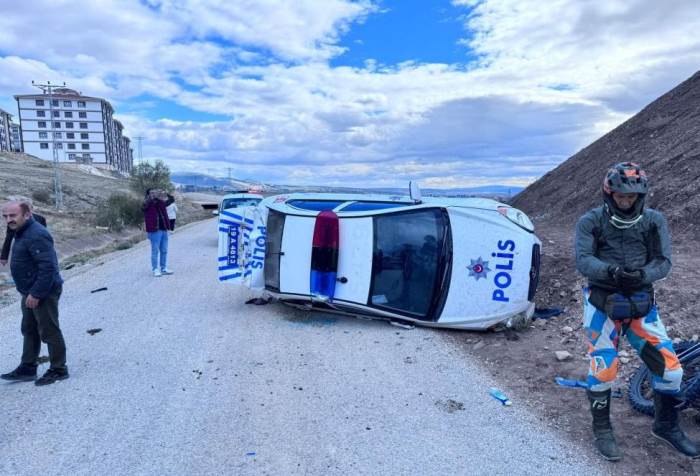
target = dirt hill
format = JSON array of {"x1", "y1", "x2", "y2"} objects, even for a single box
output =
[
  {"x1": 512, "y1": 70, "x2": 700, "y2": 241},
  {"x1": 0, "y1": 151, "x2": 209, "y2": 263}
]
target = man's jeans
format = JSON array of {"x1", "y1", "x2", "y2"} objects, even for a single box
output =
[
  {"x1": 21, "y1": 285, "x2": 66, "y2": 370},
  {"x1": 147, "y1": 230, "x2": 169, "y2": 271}
]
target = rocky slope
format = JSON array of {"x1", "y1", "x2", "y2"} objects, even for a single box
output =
[{"x1": 512, "y1": 71, "x2": 700, "y2": 241}]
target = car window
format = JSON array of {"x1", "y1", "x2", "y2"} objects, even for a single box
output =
[
  {"x1": 221, "y1": 198, "x2": 261, "y2": 210},
  {"x1": 370, "y1": 209, "x2": 445, "y2": 317},
  {"x1": 287, "y1": 200, "x2": 345, "y2": 211},
  {"x1": 339, "y1": 201, "x2": 406, "y2": 212}
]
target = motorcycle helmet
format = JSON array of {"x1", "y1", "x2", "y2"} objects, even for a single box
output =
[{"x1": 602, "y1": 162, "x2": 648, "y2": 229}]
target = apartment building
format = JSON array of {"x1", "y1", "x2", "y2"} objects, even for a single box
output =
[
  {"x1": 10, "y1": 121, "x2": 22, "y2": 152},
  {"x1": 14, "y1": 88, "x2": 133, "y2": 173},
  {"x1": 0, "y1": 107, "x2": 13, "y2": 152}
]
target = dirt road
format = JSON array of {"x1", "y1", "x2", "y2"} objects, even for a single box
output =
[{"x1": 0, "y1": 220, "x2": 606, "y2": 475}]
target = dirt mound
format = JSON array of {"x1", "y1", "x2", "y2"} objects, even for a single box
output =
[{"x1": 512, "y1": 70, "x2": 700, "y2": 241}]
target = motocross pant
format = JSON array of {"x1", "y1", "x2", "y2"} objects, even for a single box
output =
[{"x1": 583, "y1": 288, "x2": 682, "y2": 394}]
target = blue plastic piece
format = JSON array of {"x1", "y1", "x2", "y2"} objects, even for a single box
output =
[{"x1": 489, "y1": 387, "x2": 512, "y2": 406}]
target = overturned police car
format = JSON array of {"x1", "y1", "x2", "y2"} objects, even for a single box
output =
[{"x1": 217, "y1": 187, "x2": 541, "y2": 330}]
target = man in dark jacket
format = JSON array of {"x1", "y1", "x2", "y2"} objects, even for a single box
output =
[
  {"x1": 143, "y1": 188, "x2": 175, "y2": 277},
  {"x1": 1, "y1": 203, "x2": 47, "y2": 266},
  {"x1": 576, "y1": 162, "x2": 698, "y2": 460},
  {"x1": 0, "y1": 201, "x2": 68, "y2": 386}
]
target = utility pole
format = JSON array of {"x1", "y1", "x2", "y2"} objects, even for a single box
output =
[
  {"x1": 32, "y1": 80, "x2": 65, "y2": 211},
  {"x1": 134, "y1": 136, "x2": 144, "y2": 165}
]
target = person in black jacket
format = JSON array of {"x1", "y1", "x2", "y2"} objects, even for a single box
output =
[
  {"x1": 0, "y1": 199, "x2": 47, "y2": 266},
  {"x1": 0, "y1": 201, "x2": 67, "y2": 386},
  {"x1": 576, "y1": 162, "x2": 698, "y2": 460}
]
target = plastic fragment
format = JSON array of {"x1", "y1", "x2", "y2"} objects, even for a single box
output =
[{"x1": 489, "y1": 387, "x2": 512, "y2": 406}]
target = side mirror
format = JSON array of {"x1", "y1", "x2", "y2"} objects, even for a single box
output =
[
  {"x1": 212, "y1": 210, "x2": 219, "y2": 216},
  {"x1": 409, "y1": 181, "x2": 422, "y2": 204}
]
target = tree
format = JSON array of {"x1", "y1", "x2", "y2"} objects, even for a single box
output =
[{"x1": 130, "y1": 160, "x2": 173, "y2": 196}]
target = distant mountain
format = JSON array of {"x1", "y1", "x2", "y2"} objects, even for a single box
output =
[
  {"x1": 170, "y1": 172, "x2": 522, "y2": 197},
  {"x1": 363, "y1": 185, "x2": 524, "y2": 197},
  {"x1": 170, "y1": 173, "x2": 258, "y2": 191}
]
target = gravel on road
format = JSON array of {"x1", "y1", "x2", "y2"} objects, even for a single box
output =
[{"x1": 0, "y1": 220, "x2": 608, "y2": 476}]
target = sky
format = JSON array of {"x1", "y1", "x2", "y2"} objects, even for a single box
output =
[{"x1": 1, "y1": 0, "x2": 700, "y2": 188}]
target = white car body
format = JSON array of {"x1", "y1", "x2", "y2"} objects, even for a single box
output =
[{"x1": 218, "y1": 193, "x2": 541, "y2": 330}]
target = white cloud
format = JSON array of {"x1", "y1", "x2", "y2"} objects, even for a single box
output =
[{"x1": 1, "y1": 0, "x2": 699, "y2": 188}]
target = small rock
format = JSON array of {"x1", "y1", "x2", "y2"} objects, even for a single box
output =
[
  {"x1": 561, "y1": 326, "x2": 574, "y2": 333},
  {"x1": 559, "y1": 336, "x2": 570, "y2": 345},
  {"x1": 559, "y1": 291, "x2": 566, "y2": 298},
  {"x1": 473, "y1": 341, "x2": 486, "y2": 351},
  {"x1": 555, "y1": 351, "x2": 572, "y2": 361},
  {"x1": 620, "y1": 357, "x2": 631, "y2": 364},
  {"x1": 692, "y1": 334, "x2": 699, "y2": 342}
]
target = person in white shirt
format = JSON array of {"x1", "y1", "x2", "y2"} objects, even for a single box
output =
[{"x1": 166, "y1": 201, "x2": 178, "y2": 231}]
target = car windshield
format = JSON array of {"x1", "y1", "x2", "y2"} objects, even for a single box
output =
[
  {"x1": 221, "y1": 198, "x2": 261, "y2": 210},
  {"x1": 370, "y1": 209, "x2": 447, "y2": 318}
]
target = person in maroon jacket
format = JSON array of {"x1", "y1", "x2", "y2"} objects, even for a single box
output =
[{"x1": 143, "y1": 188, "x2": 174, "y2": 277}]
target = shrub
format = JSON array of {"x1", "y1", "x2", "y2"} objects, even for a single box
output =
[
  {"x1": 95, "y1": 193, "x2": 143, "y2": 231},
  {"x1": 130, "y1": 160, "x2": 174, "y2": 196},
  {"x1": 32, "y1": 189, "x2": 51, "y2": 203}
]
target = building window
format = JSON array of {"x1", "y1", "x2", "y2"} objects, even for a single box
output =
[
  {"x1": 54, "y1": 132, "x2": 62, "y2": 138},
  {"x1": 79, "y1": 111, "x2": 87, "y2": 118},
  {"x1": 82, "y1": 153, "x2": 91, "y2": 159},
  {"x1": 77, "y1": 101, "x2": 86, "y2": 108},
  {"x1": 63, "y1": 100, "x2": 72, "y2": 107},
  {"x1": 67, "y1": 132, "x2": 75, "y2": 139},
  {"x1": 80, "y1": 133, "x2": 88, "y2": 139},
  {"x1": 39, "y1": 132, "x2": 48, "y2": 139},
  {"x1": 35, "y1": 99, "x2": 45, "y2": 106},
  {"x1": 55, "y1": 142, "x2": 63, "y2": 149},
  {"x1": 37, "y1": 110, "x2": 46, "y2": 117},
  {"x1": 52, "y1": 110, "x2": 60, "y2": 117},
  {"x1": 65, "y1": 122, "x2": 74, "y2": 128},
  {"x1": 81, "y1": 143, "x2": 90, "y2": 150},
  {"x1": 68, "y1": 143, "x2": 76, "y2": 150},
  {"x1": 38, "y1": 121, "x2": 46, "y2": 128},
  {"x1": 51, "y1": 100, "x2": 59, "y2": 107},
  {"x1": 64, "y1": 111, "x2": 73, "y2": 118},
  {"x1": 68, "y1": 153, "x2": 76, "y2": 160},
  {"x1": 40, "y1": 143, "x2": 49, "y2": 149},
  {"x1": 80, "y1": 122, "x2": 88, "y2": 129},
  {"x1": 53, "y1": 121, "x2": 61, "y2": 128}
]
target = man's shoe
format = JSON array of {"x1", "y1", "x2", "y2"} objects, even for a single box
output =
[
  {"x1": 153, "y1": 269, "x2": 162, "y2": 277},
  {"x1": 587, "y1": 389, "x2": 622, "y2": 461},
  {"x1": 652, "y1": 392, "x2": 700, "y2": 458},
  {"x1": 161, "y1": 268, "x2": 174, "y2": 275},
  {"x1": 0, "y1": 364, "x2": 37, "y2": 382},
  {"x1": 35, "y1": 368, "x2": 69, "y2": 386}
]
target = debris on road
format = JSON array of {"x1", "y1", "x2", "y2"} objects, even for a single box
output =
[
  {"x1": 389, "y1": 320, "x2": 415, "y2": 330},
  {"x1": 555, "y1": 351, "x2": 572, "y2": 361},
  {"x1": 555, "y1": 377, "x2": 587, "y2": 389},
  {"x1": 90, "y1": 287, "x2": 108, "y2": 293},
  {"x1": 489, "y1": 388, "x2": 512, "y2": 406},
  {"x1": 245, "y1": 297, "x2": 271, "y2": 305},
  {"x1": 86, "y1": 328, "x2": 102, "y2": 335}
]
